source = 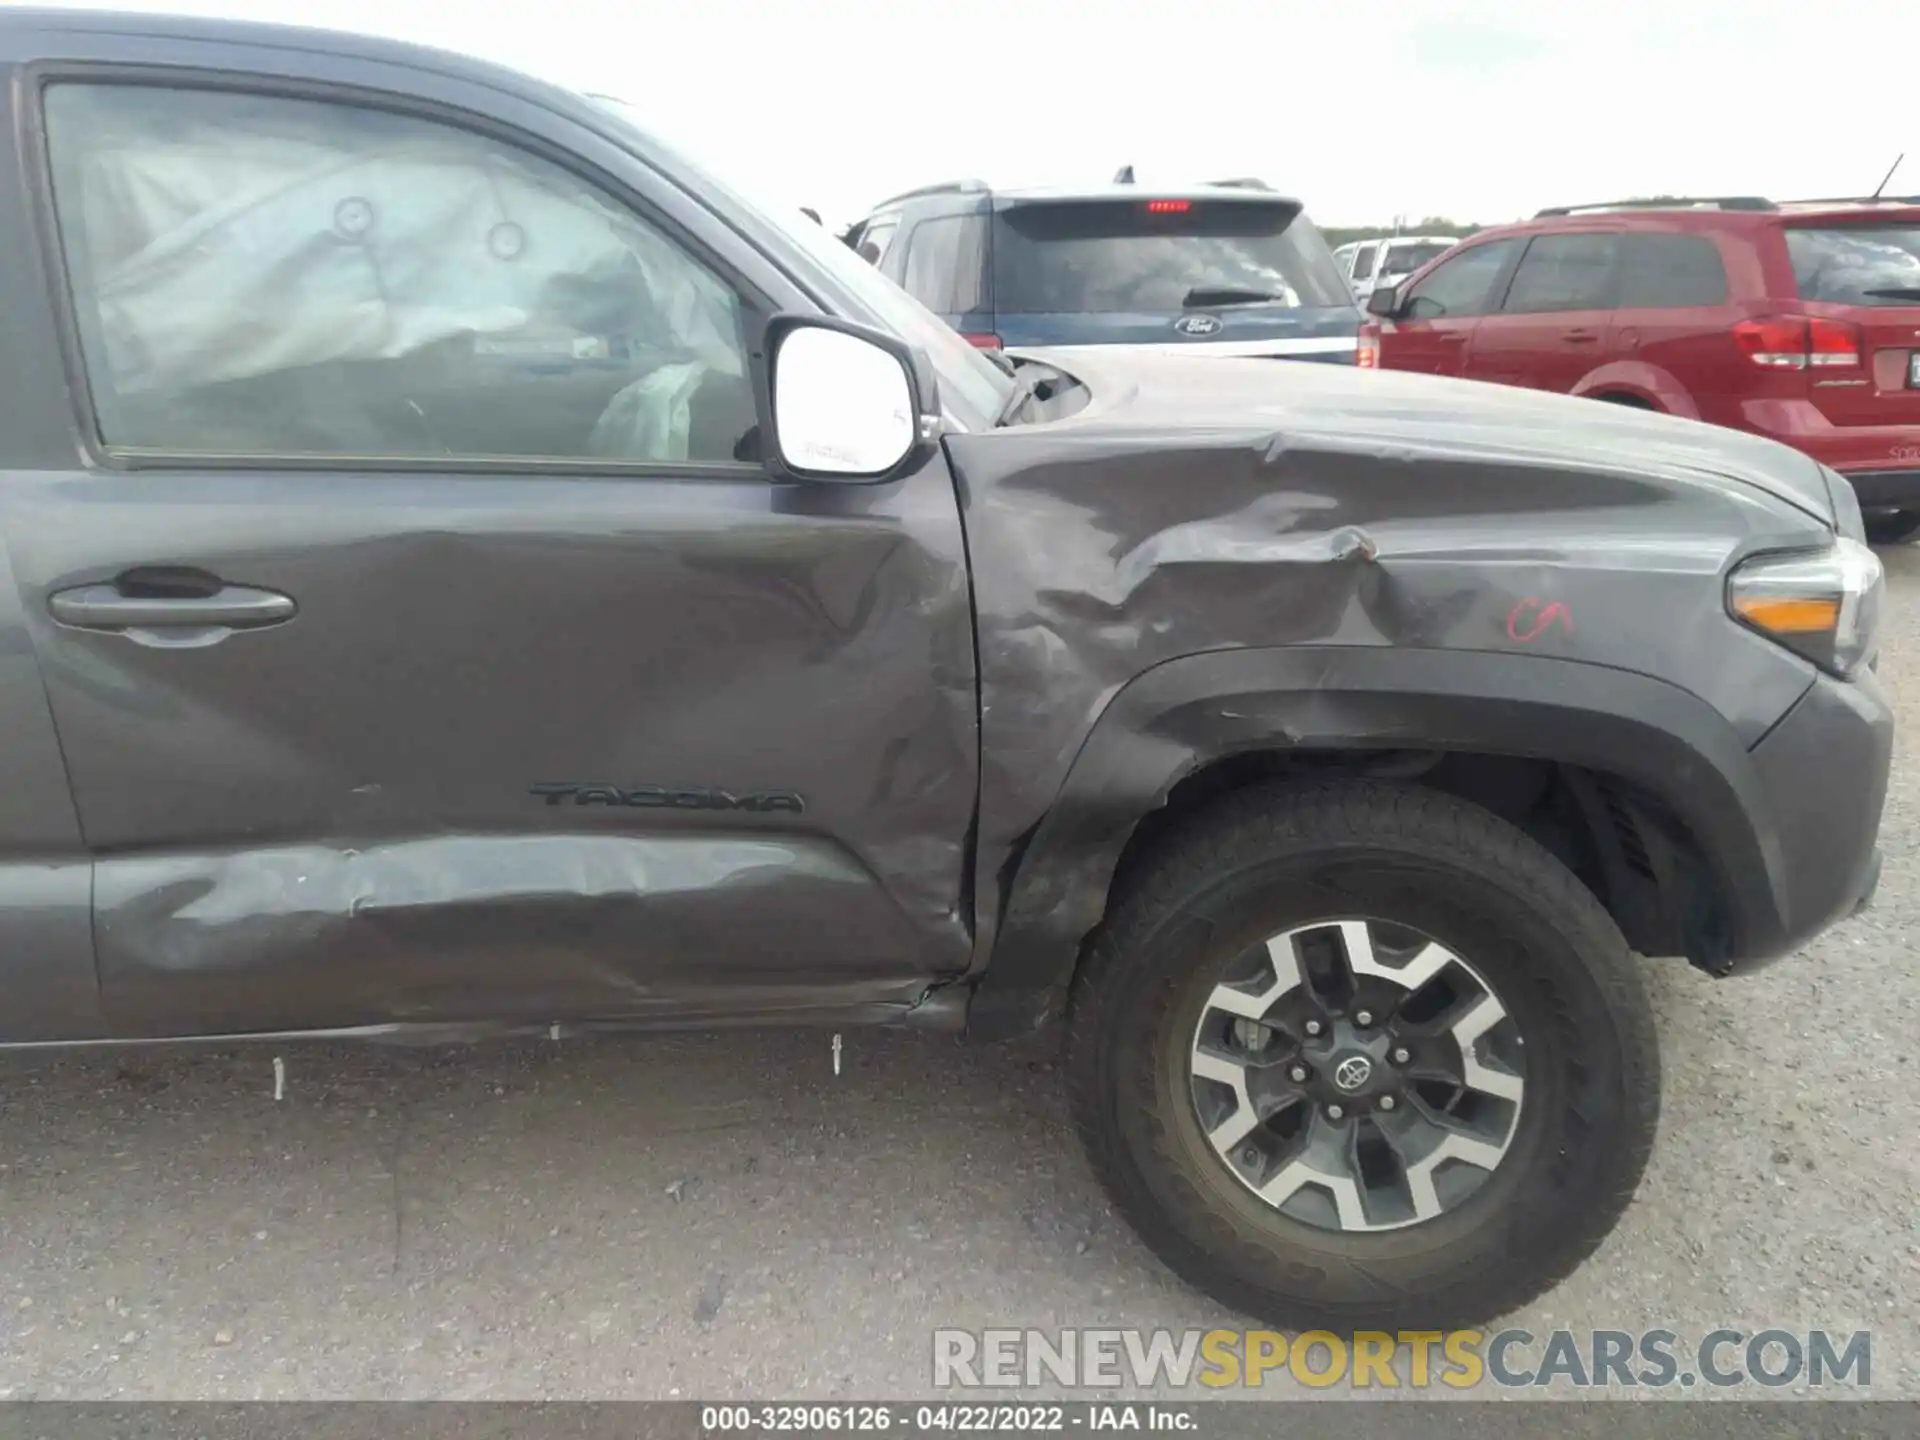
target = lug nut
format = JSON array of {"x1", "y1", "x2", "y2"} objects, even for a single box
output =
[
  {"x1": 1304, "y1": 1019, "x2": 1324, "y2": 1037},
  {"x1": 1355, "y1": 1009, "x2": 1374, "y2": 1027},
  {"x1": 1378, "y1": 1095, "x2": 1397, "y2": 1112},
  {"x1": 1392, "y1": 1047, "x2": 1411, "y2": 1065},
  {"x1": 1289, "y1": 1065, "x2": 1309, "y2": 1083},
  {"x1": 1326, "y1": 1104, "x2": 1345, "y2": 1121},
  {"x1": 1242, "y1": 1146, "x2": 1260, "y2": 1164}
]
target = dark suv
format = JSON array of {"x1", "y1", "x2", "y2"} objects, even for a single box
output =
[
  {"x1": 0, "y1": 9, "x2": 1892, "y2": 1331},
  {"x1": 843, "y1": 178, "x2": 1362, "y2": 361},
  {"x1": 1362, "y1": 196, "x2": 1920, "y2": 541}
]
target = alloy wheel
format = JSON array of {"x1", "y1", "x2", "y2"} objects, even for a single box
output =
[{"x1": 1188, "y1": 918, "x2": 1526, "y2": 1232}]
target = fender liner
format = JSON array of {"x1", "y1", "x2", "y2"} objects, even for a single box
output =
[{"x1": 965, "y1": 645, "x2": 1793, "y2": 1041}]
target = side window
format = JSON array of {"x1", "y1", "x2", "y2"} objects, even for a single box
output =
[
  {"x1": 1616, "y1": 233, "x2": 1729, "y2": 308},
  {"x1": 858, "y1": 217, "x2": 899, "y2": 266},
  {"x1": 1403, "y1": 238, "x2": 1518, "y2": 319},
  {"x1": 1500, "y1": 234, "x2": 1621, "y2": 314},
  {"x1": 900, "y1": 215, "x2": 988, "y2": 313},
  {"x1": 1352, "y1": 242, "x2": 1379, "y2": 281},
  {"x1": 43, "y1": 83, "x2": 756, "y2": 466}
]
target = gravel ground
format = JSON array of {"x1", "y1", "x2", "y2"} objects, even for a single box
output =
[{"x1": 1, "y1": 552, "x2": 1917, "y2": 1406}]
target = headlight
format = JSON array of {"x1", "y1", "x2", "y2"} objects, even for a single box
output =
[{"x1": 1727, "y1": 537, "x2": 1882, "y2": 678}]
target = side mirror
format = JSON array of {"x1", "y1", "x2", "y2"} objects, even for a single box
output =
[
  {"x1": 767, "y1": 317, "x2": 937, "y2": 483},
  {"x1": 857, "y1": 240, "x2": 882, "y2": 265},
  {"x1": 1365, "y1": 285, "x2": 1403, "y2": 319}
]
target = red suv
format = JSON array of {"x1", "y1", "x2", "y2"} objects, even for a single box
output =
[{"x1": 1360, "y1": 196, "x2": 1920, "y2": 541}]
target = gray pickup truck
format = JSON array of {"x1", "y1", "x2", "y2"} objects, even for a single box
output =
[{"x1": 0, "y1": 8, "x2": 1892, "y2": 1330}]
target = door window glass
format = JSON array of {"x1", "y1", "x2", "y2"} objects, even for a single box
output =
[
  {"x1": 858, "y1": 217, "x2": 899, "y2": 265},
  {"x1": 45, "y1": 83, "x2": 756, "y2": 464},
  {"x1": 1616, "y1": 233, "x2": 1729, "y2": 307},
  {"x1": 900, "y1": 215, "x2": 989, "y2": 312},
  {"x1": 1501, "y1": 234, "x2": 1620, "y2": 314},
  {"x1": 1401, "y1": 238, "x2": 1518, "y2": 319}
]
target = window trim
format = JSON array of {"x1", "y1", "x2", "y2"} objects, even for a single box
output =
[
  {"x1": 1352, "y1": 241, "x2": 1379, "y2": 282},
  {"x1": 26, "y1": 62, "x2": 780, "y2": 479}
]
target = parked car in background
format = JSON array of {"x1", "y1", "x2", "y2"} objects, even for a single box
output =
[
  {"x1": 1334, "y1": 234, "x2": 1457, "y2": 303},
  {"x1": 842, "y1": 178, "x2": 1361, "y2": 362},
  {"x1": 1360, "y1": 195, "x2": 1920, "y2": 542}
]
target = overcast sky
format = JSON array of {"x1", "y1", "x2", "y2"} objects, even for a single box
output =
[{"x1": 23, "y1": 0, "x2": 1920, "y2": 229}]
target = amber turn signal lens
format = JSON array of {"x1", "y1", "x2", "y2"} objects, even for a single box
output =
[
  {"x1": 1731, "y1": 595, "x2": 1842, "y2": 634},
  {"x1": 1726, "y1": 538, "x2": 1882, "y2": 678}
]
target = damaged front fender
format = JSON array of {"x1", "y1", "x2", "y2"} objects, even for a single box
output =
[
  {"x1": 945, "y1": 358, "x2": 1839, "y2": 1041},
  {"x1": 963, "y1": 645, "x2": 1790, "y2": 1041}
]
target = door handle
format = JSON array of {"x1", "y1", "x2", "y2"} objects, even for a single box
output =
[
  {"x1": 1561, "y1": 328, "x2": 1602, "y2": 343},
  {"x1": 49, "y1": 583, "x2": 296, "y2": 632}
]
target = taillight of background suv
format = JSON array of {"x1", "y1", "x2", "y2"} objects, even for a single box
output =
[{"x1": 1732, "y1": 315, "x2": 1864, "y2": 370}]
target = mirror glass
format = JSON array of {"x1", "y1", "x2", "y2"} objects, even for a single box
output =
[{"x1": 773, "y1": 326, "x2": 916, "y2": 476}]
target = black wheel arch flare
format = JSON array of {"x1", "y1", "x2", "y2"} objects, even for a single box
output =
[{"x1": 964, "y1": 645, "x2": 1796, "y2": 1041}]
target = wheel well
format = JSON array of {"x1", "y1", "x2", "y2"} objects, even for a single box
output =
[{"x1": 1109, "y1": 748, "x2": 1732, "y2": 970}]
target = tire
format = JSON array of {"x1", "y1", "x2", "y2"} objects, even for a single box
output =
[
  {"x1": 1864, "y1": 510, "x2": 1920, "y2": 545},
  {"x1": 1065, "y1": 780, "x2": 1660, "y2": 1330}
]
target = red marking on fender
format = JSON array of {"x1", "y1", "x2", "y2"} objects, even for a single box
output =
[{"x1": 1507, "y1": 597, "x2": 1573, "y2": 643}]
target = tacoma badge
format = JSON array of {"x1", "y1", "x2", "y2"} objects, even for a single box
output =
[{"x1": 530, "y1": 782, "x2": 805, "y2": 814}]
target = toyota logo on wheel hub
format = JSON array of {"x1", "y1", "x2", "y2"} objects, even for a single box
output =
[{"x1": 1333, "y1": 1055, "x2": 1373, "y2": 1092}]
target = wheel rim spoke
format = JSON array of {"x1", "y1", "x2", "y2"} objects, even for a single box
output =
[
  {"x1": 1402, "y1": 1126, "x2": 1510, "y2": 1223},
  {"x1": 1257, "y1": 1157, "x2": 1314, "y2": 1208},
  {"x1": 1258, "y1": 1152, "x2": 1370, "y2": 1231},
  {"x1": 1394, "y1": 939, "x2": 1457, "y2": 992},
  {"x1": 1191, "y1": 1049, "x2": 1259, "y2": 1151},
  {"x1": 1207, "y1": 1109, "x2": 1261, "y2": 1152},
  {"x1": 1337, "y1": 922, "x2": 1454, "y2": 991},
  {"x1": 1203, "y1": 937, "x2": 1306, "y2": 1021},
  {"x1": 1448, "y1": 993, "x2": 1525, "y2": 1101}
]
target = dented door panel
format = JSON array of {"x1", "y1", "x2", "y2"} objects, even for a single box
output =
[
  {"x1": 0, "y1": 532, "x2": 99, "y2": 1041},
  {"x1": 0, "y1": 27, "x2": 978, "y2": 1040},
  {"x1": 0, "y1": 52, "x2": 101, "y2": 1043},
  {"x1": 7, "y1": 465, "x2": 978, "y2": 1038}
]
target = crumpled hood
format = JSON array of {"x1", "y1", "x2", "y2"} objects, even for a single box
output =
[{"x1": 1015, "y1": 345, "x2": 1836, "y2": 523}]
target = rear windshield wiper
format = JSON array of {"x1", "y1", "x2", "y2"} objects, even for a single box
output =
[
  {"x1": 1181, "y1": 285, "x2": 1285, "y2": 307},
  {"x1": 1863, "y1": 287, "x2": 1920, "y2": 301}
]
